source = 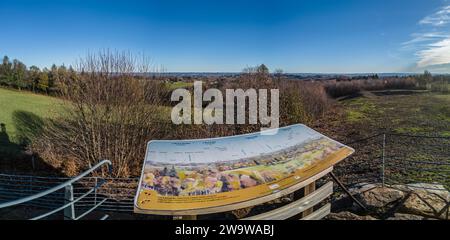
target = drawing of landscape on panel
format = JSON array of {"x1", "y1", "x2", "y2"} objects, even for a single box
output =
[{"x1": 141, "y1": 135, "x2": 347, "y2": 196}]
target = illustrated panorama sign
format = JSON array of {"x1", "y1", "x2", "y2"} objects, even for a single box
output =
[{"x1": 134, "y1": 124, "x2": 354, "y2": 215}]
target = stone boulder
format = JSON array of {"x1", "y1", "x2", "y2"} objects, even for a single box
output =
[
  {"x1": 357, "y1": 186, "x2": 405, "y2": 211},
  {"x1": 231, "y1": 207, "x2": 253, "y2": 219},
  {"x1": 399, "y1": 188, "x2": 450, "y2": 220},
  {"x1": 348, "y1": 182, "x2": 378, "y2": 195},
  {"x1": 327, "y1": 211, "x2": 377, "y2": 220},
  {"x1": 393, "y1": 183, "x2": 449, "y2": 196},
  {"x1": 331, "y1": 182, "x2": 449, "y2": 220},
  {"x1": 386, "y1": 213, "x2": 438, "y2": 220}
]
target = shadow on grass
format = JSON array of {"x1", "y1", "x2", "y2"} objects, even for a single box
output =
[
  {"x1": 371, "y1": 89, "x2": 428, "y2": 96},
  {"x1": 0, "y1": 122, "x2": 22, "y2": 161},
  {"x1": 12, "y1": 110, "x2": 45, "y2": 146},
  {"x1": 337, "y1": 92, "x2": 364, "y2": 101},
  {"x1": 0, "y1": 111, "x2": 62, "y2": 175}
]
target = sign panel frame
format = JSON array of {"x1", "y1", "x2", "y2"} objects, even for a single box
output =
[{"x1": 134, "y1": 124, "x2": 354, "y2": 215}]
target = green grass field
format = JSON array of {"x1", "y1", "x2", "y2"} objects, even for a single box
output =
[
  {"x1": 339, "y1": 91, "x2": 450, "y2": 188},
  {"x1": 165, "y1": 81, "x2": 193, "y2": 90},
  {"x1": 342, "y1": 91, "x2": 450, "y2": 136},
  {"x1": 0, "y1": 88, "x2": 64, "y2": 143}
]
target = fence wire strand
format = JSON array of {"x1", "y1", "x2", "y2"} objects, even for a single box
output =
[{"x1": 1, "y1": 132, "x2": 449, "y2": 215}]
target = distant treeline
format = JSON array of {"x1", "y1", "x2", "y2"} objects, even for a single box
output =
[
  {"x1": 323, "y1": 70, "x2": 450, "y2": 98},
  {"x1": 323, "y1": 77, "x2": 417, "y2": 98},
  {"x1": 416, "y1": 70, "x2": 450, "y2": 93},
  {"x1": 1, "y1": 55, "x2": 449, "y2": 99},
  {"x1": 0, "y1": 55, "x2": 76, "y2": 94}
]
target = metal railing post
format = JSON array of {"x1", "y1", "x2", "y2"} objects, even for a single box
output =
[
  {"x1": 382, "y1": 133, "x2": 386, "y2": 188},
  {"x1": 94, "y1": 177, "x2": 98, "y2": 206},
  {"x1": 28, "y1": 176, "x2": 32, "y2": 195},
  {"x1": 64, "y1": 184, "x2": 75, "y2": 220},
  {"x1": 31, "y1": 154, "x2": 36, "y2": 170}
]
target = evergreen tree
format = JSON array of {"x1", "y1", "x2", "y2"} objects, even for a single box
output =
[
  {"x1": 0, "y1": 56, "x2": 13, "y2": 86},
  {"x1": 48, "y1": 64, "x2": 58, "y2": 91},
  {"x1": 257, "y1": 64, "x2": 269, "y2": 75},
  {"x1": 12, "y1": 59, "x2": 27, "y2": 90},
  {"x1": 29, "y1": 65, "x2": 41, "y2": 92},
  {"x1": 38, "y1": 68, "x2": 50, "y2": 92}
]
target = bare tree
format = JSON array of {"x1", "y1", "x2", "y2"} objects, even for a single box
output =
[{"x1": 34, "y1": 50, "x2": 165, "y2": 177}]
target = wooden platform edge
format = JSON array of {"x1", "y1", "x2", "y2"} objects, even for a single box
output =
[
  {"x1": 242, "y1": 181, "x2": 333, "y2": 220},
  {"x1": 300, "y1": 203, "x2": 331, "y2": 220}
]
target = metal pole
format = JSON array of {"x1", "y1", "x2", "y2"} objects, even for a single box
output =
[
  {"x1": 94, "y1": 177, "x2": 98, "y2": 206},
  {"x1": 31, "y1": 155, "x2": 35, "y2": 170},
  {"x1": 382, "y1": 134, "x2": 386, "y2": 188},
  {"x1": 64, "y1": 184, "x2": 75, "y2": 220},
  {"x1": 28, "y1": 176, "x2": 32, "y2": 196}
]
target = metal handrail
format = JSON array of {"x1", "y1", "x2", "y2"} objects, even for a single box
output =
[
  {"x1": 30, "y1": 187, "x2": 99, "y2": 220},
  {"x1": 0, "y1": 160, "x2": 112, "y2": 219},
  {"x1": 74, "y1": 198, "x2": 108, "y2": 220},
  {"x1": 0, "y1": 173, "x2": 138, "y2": 181}
]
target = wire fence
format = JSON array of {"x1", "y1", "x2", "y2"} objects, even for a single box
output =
[
  {"x1": 0, "y1": 160, "x2": 113, "y2": 220},
  {"x1": 0, "y1": 132, "x2": 449, "y2": 216},
  {"x1": 335, "y1": 133, "x2": 450, "y2": 190},
  {"x1": 382, "y1": 133, "x2": 450, "y2": 189},
  {"x1": 332, "y1": 133, "x2": 384, "y2": 188},
  {"x1": 0, "y1": 174, "x2": 137, "y2": 214}
]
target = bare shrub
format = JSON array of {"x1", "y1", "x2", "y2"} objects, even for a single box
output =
[
  {"x1": 324, "y1": 80, "x2": 361, "y2": 98},
  {"x1": 384, "y1": 77, "x2": 416, "y2": 89},
  {"x1": 33, "y1": 50, "x2": 165, "y2": 177},
  {"x1": 324, "y1": 77, "x2": 416, "y2": 98},
  {"x1": 278, "y1": 80, "x2": 330, "y2": 125},
  {"x1": 430, "y1": 76, "x2": 450, "y2": 93},
  {"x1": 32, "y1": 62, "x2": 332, "y2": 177},
  {"x1": 222, "y1": 66, "x2": 330, "y2": 128}
]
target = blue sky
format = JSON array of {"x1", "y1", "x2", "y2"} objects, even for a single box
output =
[{"x1": 1, "y1": 0, "x2": 449, "y2": 73}]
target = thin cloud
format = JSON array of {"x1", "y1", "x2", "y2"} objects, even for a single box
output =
[
  {"x1": 419, "y1": 5, "x2": 450, "y2": 26},
  {"x1": 401, "y1": 4, "x2": 450, "y2": 71},
  {"x1": 417, "y1": 37, "x2": 450, "y2": 67},
  {"x1": 401, "y1": 32, "x2": 448, "y2": 50}
]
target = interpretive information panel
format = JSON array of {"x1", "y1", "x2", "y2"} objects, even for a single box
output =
[{"x1": 134, "y1": 124, "x2": 354, "y2": 214}]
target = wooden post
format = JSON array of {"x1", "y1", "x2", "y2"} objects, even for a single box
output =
[{"x1": 301, "y1": 181, "x2": 316, "y2": 218}]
